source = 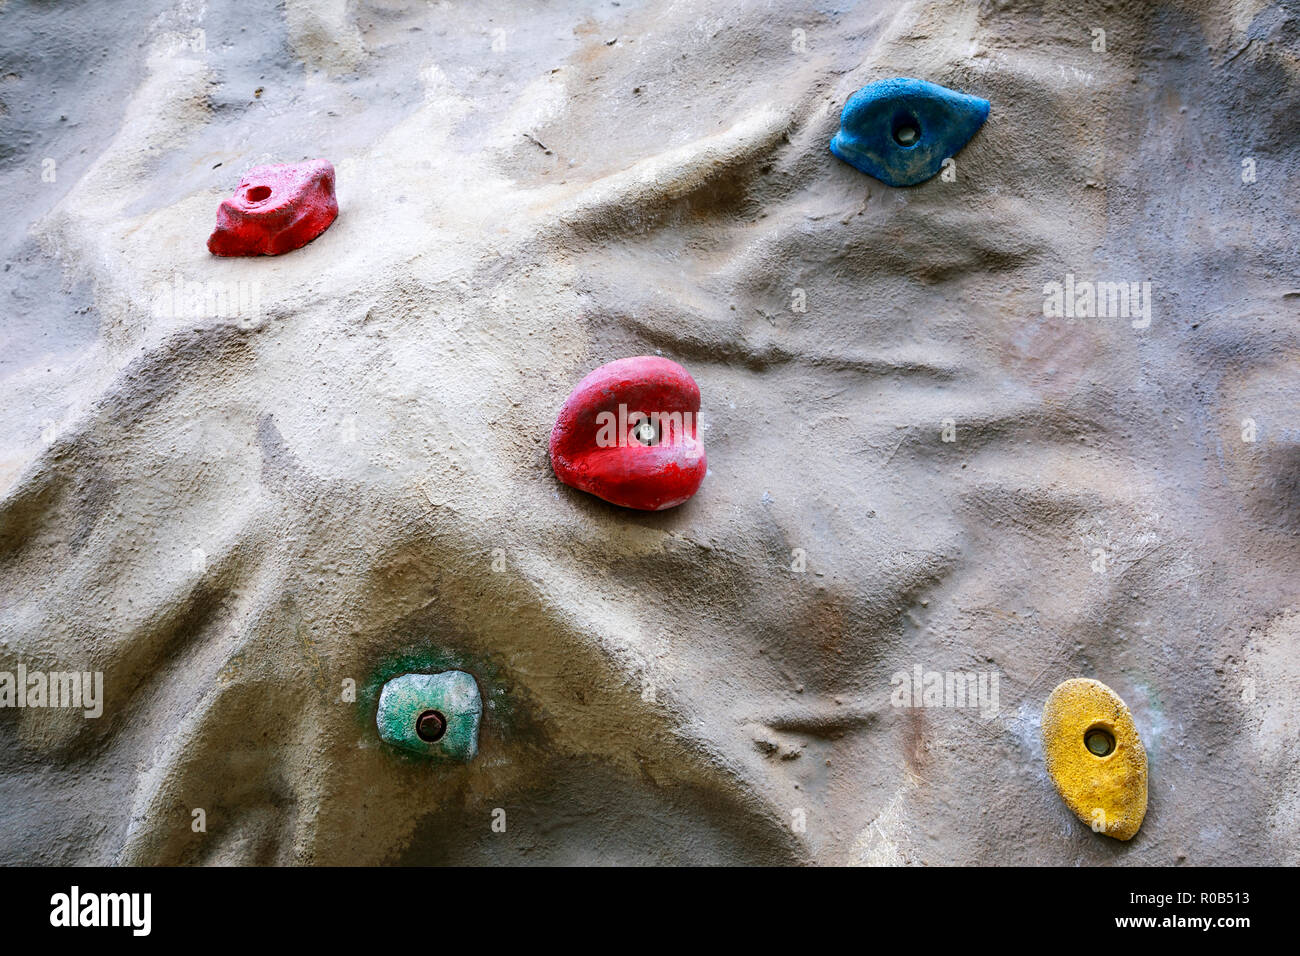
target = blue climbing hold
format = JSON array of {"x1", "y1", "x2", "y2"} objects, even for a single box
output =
[{"x1": 830, "y1": 77, "x2": 990, "y2": 187}]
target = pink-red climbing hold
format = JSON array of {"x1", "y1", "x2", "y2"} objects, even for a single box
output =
[
  {"x1": 207, "y1": 160, "x2": 338, "y2": 257},
  {"x1": 550, "y1": 356, "x2": 707, "y2": 511}
]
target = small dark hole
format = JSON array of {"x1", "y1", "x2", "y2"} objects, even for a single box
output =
[
  {"x1": 1084, "y1": 727, "x2": 1115, "y2": 757},
  {"x1": 630, "y1": 417, "x2": 660, "y2": 446},
  {"x1": 892, "y1": 114, "x2": 921, "y2": 148},
  {"x1": 416, "y1": 710, "x2": 447, "y2": 742},
  {"x1": 246, "y1": 185, "x2": 272, "y2": 203}
]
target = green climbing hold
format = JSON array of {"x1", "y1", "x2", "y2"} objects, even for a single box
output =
[{"x1": 376, "y1": 671, "x2": 482, "y2": 761}]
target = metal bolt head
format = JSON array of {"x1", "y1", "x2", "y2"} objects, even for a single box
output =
[
  {"x1": 632, "y1": 419, "x2": 658, "y2": 445},
  {"x1": 416, "y1": 710, "x2": 447, "y2": 743},
  {"x1": 1085, "y1": 727, "x2": 1116, "y2": 757},
  {"x1": 894, "y1": 123, "x2": 920, "y2": 147}
]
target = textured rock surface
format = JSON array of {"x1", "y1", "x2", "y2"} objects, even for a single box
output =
[
  {"x1": 0, "y1": 0, "x2": 1298, "y2": 865},
  {"x1": 1042, "y1": 678, "x2": 1147, "y2": 840}
]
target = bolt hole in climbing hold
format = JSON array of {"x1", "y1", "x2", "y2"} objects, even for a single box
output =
[
  {"x1": 630, "y1": 416, "x2": 660, "y2": 446},
  {"x1": 892, "y1": 113, "x2": 921, "y2": 147},
  {"x1": 1084, "y1": 725, "x2": 1116, "y2": 757},
  {"x1": 416, "y1": 709, "x2": 447, "y2": 742},
  {"x1": 245, "y1": 185, "x2": 272, "y2": 203}
]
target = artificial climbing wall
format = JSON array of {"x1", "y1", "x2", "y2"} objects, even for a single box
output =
[{"x1": 0, "y1": 0, "x2": 1296, "y2": 865}]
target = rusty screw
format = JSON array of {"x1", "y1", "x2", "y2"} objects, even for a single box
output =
[{"x1": 416, "y1": 710, "x2": 448, "y2": 743}]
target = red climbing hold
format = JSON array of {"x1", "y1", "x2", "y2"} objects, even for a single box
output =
[
  {"x1": 550, "y1": 356, "x2": 707, "y2": 511},
  {"x1": 207, "y1": 160, "x2": 338, "y2": 257}
]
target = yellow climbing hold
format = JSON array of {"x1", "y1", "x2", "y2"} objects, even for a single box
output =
[{"x1": 1042, "y1": 678, "x2": 1147, "y2": 841}]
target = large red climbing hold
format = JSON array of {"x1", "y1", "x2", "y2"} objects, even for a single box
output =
[
  {"x1": 207, "y1": 160, "x2": 338, "y2": 256},
  {"x1": 550, "y1": 356, "x2": 707, "y2": 511}
]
